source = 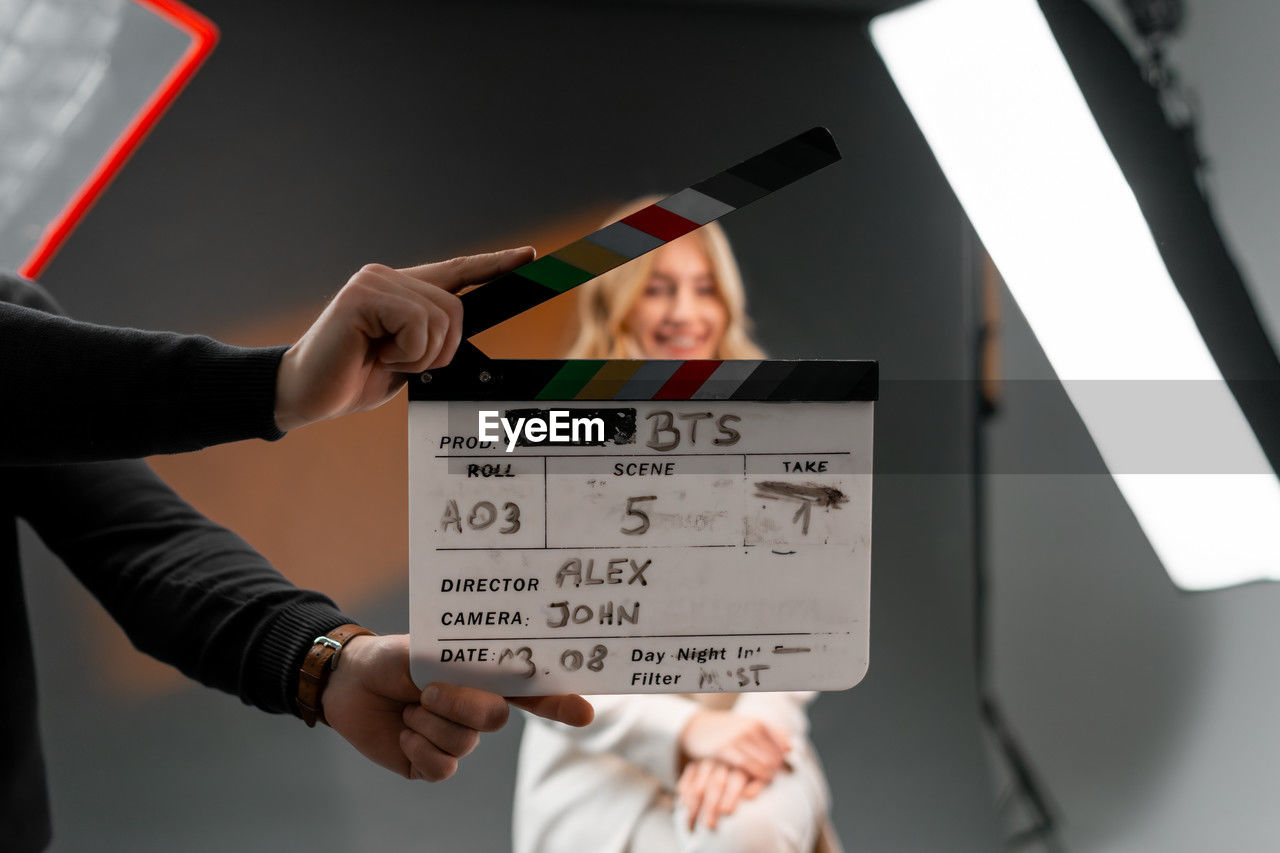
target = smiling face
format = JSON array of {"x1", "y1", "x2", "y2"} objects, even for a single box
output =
[{"x1": 622, "y1": 235, "x2": 729, "y2": 360}]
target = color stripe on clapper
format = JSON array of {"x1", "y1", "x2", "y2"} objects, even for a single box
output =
[
  {"x1": 457, "y1": 127, "x2": 841, "y2": 341},
  {"x1": 411, "y1": 358, "x2": 878, "y2": 402}
]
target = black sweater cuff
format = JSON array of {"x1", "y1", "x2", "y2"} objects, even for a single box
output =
[
  {"x1": 248, "y1": 599, "x2": 356, "y2": 718},
  {"x1": 181, "y1": 344, "x2": 289, "y2": 448}
]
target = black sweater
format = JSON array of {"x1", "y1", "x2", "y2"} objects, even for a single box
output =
[{"x1": 0, "y1": 274, "x2": 352, "y2": 852}]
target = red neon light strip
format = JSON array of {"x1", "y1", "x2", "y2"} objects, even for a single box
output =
[{"x1": 17, "y1": 0, "x2": 218, "y2": 279}]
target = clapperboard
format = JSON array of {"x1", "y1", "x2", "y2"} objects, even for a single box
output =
[{"x1": 409, "y1": 128, "x2": 877, "y2": 695}]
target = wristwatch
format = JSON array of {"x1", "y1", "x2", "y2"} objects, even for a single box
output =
[{"x1": 296, "y1": 623, "x2": 374, "y2": 727}]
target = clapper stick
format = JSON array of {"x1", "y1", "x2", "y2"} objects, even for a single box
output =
[
  {"x1": 446, "y1": 127, "x2": 841, "y2": 360},
  {"x1": 418, "y1": 128, "x2": 875, "y2": 403}
]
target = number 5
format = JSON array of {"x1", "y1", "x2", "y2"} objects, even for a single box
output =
[{"x1": 621, "y1": 495, "x2": 657, "y2": 535}]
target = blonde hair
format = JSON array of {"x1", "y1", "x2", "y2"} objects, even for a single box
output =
[{"x1": 567, "y1": 196, "x2": 765, "y2": 359}]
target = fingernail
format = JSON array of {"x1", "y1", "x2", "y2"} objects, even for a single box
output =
[{"x1": 423, "y1": 684, "x2": 439, "y2": 706}]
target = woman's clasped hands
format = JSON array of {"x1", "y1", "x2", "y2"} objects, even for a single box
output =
[{"x1": 676, "y1": 709, "x2": 793, "y2": 831}]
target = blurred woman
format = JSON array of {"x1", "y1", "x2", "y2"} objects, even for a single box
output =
[
  {"x1": 514, "y1": 202, "x2": 839, "y2": 853},
  {"x1": 566, "y1": 200, "x2": 763, "y2": 362}
]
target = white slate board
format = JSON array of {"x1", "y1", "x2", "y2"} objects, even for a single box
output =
[{"x1": 409, "y1": 396, "x2": 873, "y2": 695}]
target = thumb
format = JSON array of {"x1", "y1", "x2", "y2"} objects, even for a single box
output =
[{"x1": 507, "y1": 694, "x2": 595, "y2": 727}]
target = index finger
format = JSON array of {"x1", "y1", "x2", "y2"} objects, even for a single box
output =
[
  {"x1": 507, "y1": 694, "x2": 595, "y2": 727},
  {"x1": 399, "y1": 246, "x2": 536, "y2": 292},
  {"x1": 700, "y1": 762, "x2": 730, "y2": 830},
  {"x1": 719, "y1": 768, "x2": 749, "y2": 818}
]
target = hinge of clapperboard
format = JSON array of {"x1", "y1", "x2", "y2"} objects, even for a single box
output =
[{"x1": 417, "y1": 127, "x2": 878, "y2": 404}]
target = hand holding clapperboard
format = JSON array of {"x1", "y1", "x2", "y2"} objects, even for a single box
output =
[{"x1": 409, "y1": 128, "x2": 876, "y2": 696}]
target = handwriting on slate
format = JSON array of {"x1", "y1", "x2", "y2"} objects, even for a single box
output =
[
  {"x1": 422, "y1": 404, "x2": 860, "y2": 692},
  {"x1": 644, "y1": 411, "x2": 740, "y2": 451},
  {"x1": 753, "y1": 481, "x2": 848, "y2": 535}
]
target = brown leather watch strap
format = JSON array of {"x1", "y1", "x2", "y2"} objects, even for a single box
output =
[{"x1": 296, "y1": 623, "x2": 374, "y2": 727}]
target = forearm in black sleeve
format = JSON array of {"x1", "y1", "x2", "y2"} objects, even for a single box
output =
[
  {"x1": 0, "y1": 274, "x2": 287, "y2": 465},
  {"x1": 10, "y1": 459, "x2": 353, "y2": 715}
]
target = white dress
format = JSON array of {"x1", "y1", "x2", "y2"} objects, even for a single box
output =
[{"x1": 514, "y1": 692, "x2": 834, "y2": 853}]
